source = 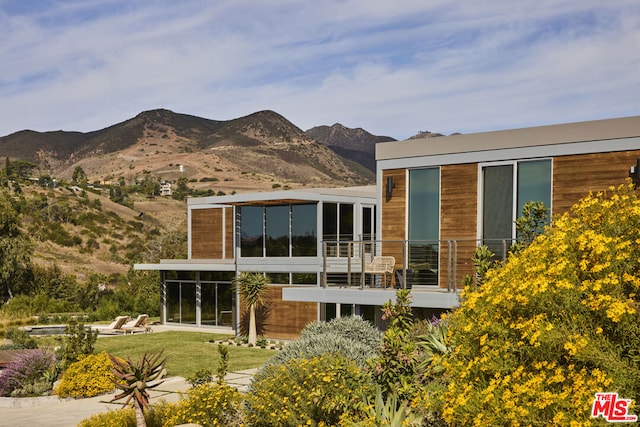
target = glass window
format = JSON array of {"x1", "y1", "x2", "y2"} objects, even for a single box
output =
[
  {"x1": 483, "y1": 165, "x2": 514, "y2": 257},
  {"x1": 482, "y1": 160, "x2": 552, "y2": 258},
  {"x1": 240, "y1": 206, "x2": 263, "y2": 257},
  {"x1": 322, "y1": 203, "x2": 338, "y2": 241},
  {"x1": 408, "y1": 168, "x2": 440, "y2": 285},
  {"x1": 269, "y1": 273, "x2": 290, "y2": 284},
  {"x1": 180, "y1": 282, "x2": 197, "y2": 324},
  {"x1": 166, "y1": 282, "x2": 180, "y2": 323},
  {"x1": 339, "y1": 204, "x2": 354, "y2": 241},
  {"x1": 292, "y1": 204, "x2": 317, "y2": 256},
  {"x1": 266, "y1": 205, "x2": 289, "y2": 256},
  {"x1": 409, "y1": 168, "x2": 440, "y2": 241},
  {"x1": 292, "y1": 272, "x2": 317, "y2": 285},
  {"x1": 517, "y1": 160, "x2": 552, "y2": 218}
]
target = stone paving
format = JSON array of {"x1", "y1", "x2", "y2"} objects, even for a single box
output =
[{"x1": 0, "y1": 368, "x2": 257, "y2": 427}]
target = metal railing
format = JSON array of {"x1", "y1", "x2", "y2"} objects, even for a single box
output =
[{"x1": 321, "y1": 238, "x2": 516, "y2": 292}]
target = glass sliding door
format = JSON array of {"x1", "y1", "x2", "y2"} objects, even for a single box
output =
[
  {"x1": 482, "y1": 165, "x2": 514, "y2": 259},
  {"x1": 408, "y1": 168, "x2": 440, "y2": 286}
]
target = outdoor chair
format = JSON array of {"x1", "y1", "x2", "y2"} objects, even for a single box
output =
[
  {"x1": 94, "y1": 315, "x2": 130, "y2": 335},
  {"x1": 119, "y1": 314, "x2": 152, "y2": 334},
  {"x1": 364, "y1": 256, "x2": 396, "y2": 288}
]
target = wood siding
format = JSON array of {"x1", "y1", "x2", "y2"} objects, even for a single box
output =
[
  {"x1": 553, "y1": 150, "x2": 640, "y2": 214},
  {"x1": 440, "y1": 164, "x2": 478, "y2": 287},
  {"x1": 241, "y1": 286, "x2": 317, "y2": 340},
  {"x1": 191, "y1": 208, "x2": 232, "y2": 259},
  {"x1": 381, "y1": 169, "x2": 406, "y2": 274},
  {"x1": 225, "y1": 208, "x2": 234, "y2": 258}
]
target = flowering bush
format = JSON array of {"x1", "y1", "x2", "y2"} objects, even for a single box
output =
[
  {"x1": 0, "y1": 348, "x2": 57, "y2": 396},
  {"x1": 77, "y1": 401, "x2": 168, "y2": 427},
  {"x1": 260, "y1": 315, "x2": 381, "y2": 375},
  {"x1": 433, "y1": 183, "x2": 640, "y2": 425},
  {"x1": 163, "y1": 382, "x2": 243, "y2": 427},
  {"x1": 246, "y1": 354, "x2": 375, "y2": 426},
  {"x1": 56, "y1": 351, "x2": 115, "y2": 398}
]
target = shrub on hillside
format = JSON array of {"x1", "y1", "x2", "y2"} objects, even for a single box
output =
[
  {"x1": 56, "y1": 352, "x2": 115, "y2": 398},
  {"x1": 0, "y1": 348, "x2": 57, "y2": 397},
  {"x1": 432, "y1": 183, "x2": 640, "y2": 425},
  {"x1": 258, "y1": 315, "x2": 382, "y2": 376},
  {"x1": 246, "y1": 354, "x2": 375, "y2": 426}
]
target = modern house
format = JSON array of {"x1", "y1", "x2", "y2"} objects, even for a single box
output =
[
  {"x1": 135, "y1": 186, "x2": 377, "y2": 339},
  {"x1": 136, "y1": 115, "x2": 640, "y2": 338}
]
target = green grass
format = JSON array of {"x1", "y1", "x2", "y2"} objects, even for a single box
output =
[{"x1": 38, "y1": 331, "x2": 277, "y2": 378}]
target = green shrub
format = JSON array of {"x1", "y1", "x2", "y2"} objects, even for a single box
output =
[
  {"x1": 56, "y1": 352, "x2": 115, "y2": 398},
  {"x1": 433, "y1": 183, "x2": 640, "y2": 426},
  {"x1": 246, "y1": 354, "x2": 375, "y2": 427},
  {"x1": 186, "y1": 368, "x2": 212, "y2": 387},
  {"x1": 163, "y1": 382, "x2": 243, "y2": 427},
  {"x1": 259, "y1": 315, "x2": 381, "y2": 375},
  {"x1": 5, "y1": 327, "x2": 37, "y2": 349},
  {"x1": 55, "y1": 318, "x2": 98, "y2": 368}
]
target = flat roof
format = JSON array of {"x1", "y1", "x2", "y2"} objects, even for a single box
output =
[
  {"x1": 187, "y1": 185, "x2": 376, "y2": 206},
  {"x1": 376, "y1": 116, "x2": 640, "y2": 161}
]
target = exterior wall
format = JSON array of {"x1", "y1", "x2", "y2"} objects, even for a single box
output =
[
  {"x1": 553, "y1": 150, "x2": 640, "y2": 214},
  {"x1": 241, "y1": 286, "x2": 318, "y2": 340},
  {"x1": 440, "y1": 164, "x2": 478, "y2": 287},
  {"x1": 380, "y1": 169, "x2": 406, "y2": 272},
  {"x1": 191, "y1": 207, "x2": 232, "y2": 259}
]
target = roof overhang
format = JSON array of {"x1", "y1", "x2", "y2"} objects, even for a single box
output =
[{"x1": 134, "y1": 259, "x2": 236, "y2": 271}]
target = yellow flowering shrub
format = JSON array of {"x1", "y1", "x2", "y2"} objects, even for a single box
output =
[
  {"x1": 56, "y1": 351, "x2": 115, "y2": 398},
  {"x1": 246, "y1": 354, "x2": 375, "y2": 427},
  {"x1": 162, "y1": 382, "x2": 243, "y2": 427},
  {"x1": 77, "y1": 401, "x2": 168, "y2": 427},
  {"x1": 432, "y1": 183, "x2": 640, "y2": 426}
]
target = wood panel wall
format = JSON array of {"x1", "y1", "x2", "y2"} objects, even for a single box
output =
[
  {"x1": 191, "y1": 208, "x2": 231, "y2": 259},
  {"x1": 225, "y1": 208, "x2": 234, "y2": 258},
  {"x1": 440, "y1": 164, "x2": 478, "y2": 287},
  {"x1": 381, "y1": 169, "x2": 407, "y2": 274},
  {"x1": 553, "y1": 150, "x2": 640, "y2": 214},
  {"x1": 240, "y1": 286, "x2": 317, "y2": 340}
]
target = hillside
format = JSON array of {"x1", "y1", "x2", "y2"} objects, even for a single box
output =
[
  {"x1": 8, "y1": 182, "x2": 187, "y2": 281},
  {"x1": 305, "y1": 123, "x2": 396, "y2": 172},
  {"x1": 0, "y1": 109, "x2": 377, "y2": 194}
]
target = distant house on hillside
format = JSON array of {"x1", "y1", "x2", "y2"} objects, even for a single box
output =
[
  {"x1": 136, "y1": 115, "x2": 640, "y2": 339},
  {"x1": 159, "y1": 182, "x2": 172, "y2": 196}
]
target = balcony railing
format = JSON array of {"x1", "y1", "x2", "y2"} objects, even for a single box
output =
[{"x1": 321, "y1": 239, "x2": 515, "y2": 292}]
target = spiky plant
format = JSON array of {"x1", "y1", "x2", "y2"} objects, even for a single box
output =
[
  {"x1": 233, "y1": 271, "x2": 268, "y2": 345},
  {"x1": 109, "y1": 351, "x2": 167, "y2": 427}
]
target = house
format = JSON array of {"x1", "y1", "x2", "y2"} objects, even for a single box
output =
[
  {"x1": 136, "y1": 115, "x2": 640, "y2": 338},
  {"x1": 135, "y1": 186, "x2": 377, "y2": 339},
  {"x1": 159, "y1": 182, "x2": 172, "y2": 196}
]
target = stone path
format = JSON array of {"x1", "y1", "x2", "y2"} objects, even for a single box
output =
[{"x1": 0, "y1": 368, "x2": 257, "y2": 427}]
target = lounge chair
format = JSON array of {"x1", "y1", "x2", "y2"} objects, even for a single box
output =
[
  {"x1": 119, "y1": 314, "x2": 152, "y2": 334},
  {"x1": 94, "y1": 316, "x2": 130, "y2": 334}
]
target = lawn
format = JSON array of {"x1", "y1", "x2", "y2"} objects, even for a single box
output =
[{"x1": 38, "y1": 331, "x2": 277, "y2": 378}]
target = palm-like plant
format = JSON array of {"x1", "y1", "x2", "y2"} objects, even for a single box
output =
[
  {"x1": 109, "y1": 351, "x2": 167, "y2": 427},
  {"x1": 233, "y1": 271, "x2": 268, "y2": 346}
]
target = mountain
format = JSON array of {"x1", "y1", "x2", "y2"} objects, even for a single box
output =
[
  {"x1": 305, "y1": 123, "x2": 396, "y2": 172},
  {"x1": 0, "y1": 109, "x2": 375, "y2": 192}
]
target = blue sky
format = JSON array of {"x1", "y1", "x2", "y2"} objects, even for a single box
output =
[{"x1": 1, "y1": 0, "x2": 638, "y2": 140}]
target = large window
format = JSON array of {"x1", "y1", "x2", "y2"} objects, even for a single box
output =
[
  {"x1": 240, "y1": 204, "x2": 317, "y2": 257},
  {"x1": 322, "y1": 202, "x2": 354, "y2": 256},
  {"x1": 408, "y1": 168, "x2": 440, "y2": 286},
  {"x1": 482, "y1": 159, "x2": 551, "y2": 258}
]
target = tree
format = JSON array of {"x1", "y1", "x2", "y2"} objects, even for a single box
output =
[
  {"x1": 110, "y1": 351, "x2": 167, "y2": 427},
  {"x1": 0, "y1": 190, "x2": 32, "y2": 301},
  {"x1": 72, "y1": 166, "x2": 87, "y2": 184},
  {"x1": 233, "y1": 272, "x2": 268, "y2": 345}
]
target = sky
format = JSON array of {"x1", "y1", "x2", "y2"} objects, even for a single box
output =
[{"x1": 1, "y1": 0, "x2": 639, "y2": 140}]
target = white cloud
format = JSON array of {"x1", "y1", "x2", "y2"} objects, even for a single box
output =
[{"x1": 0, "y1": 0, "x2": 638, "y2": 140}]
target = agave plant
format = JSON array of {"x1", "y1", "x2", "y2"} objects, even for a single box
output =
[
  {"x1": 347, "y1": 386, "x2": 423, "y2": 427},
  {"x1": 109, "y1": 351, "x2": 167, "y2": 427}
]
